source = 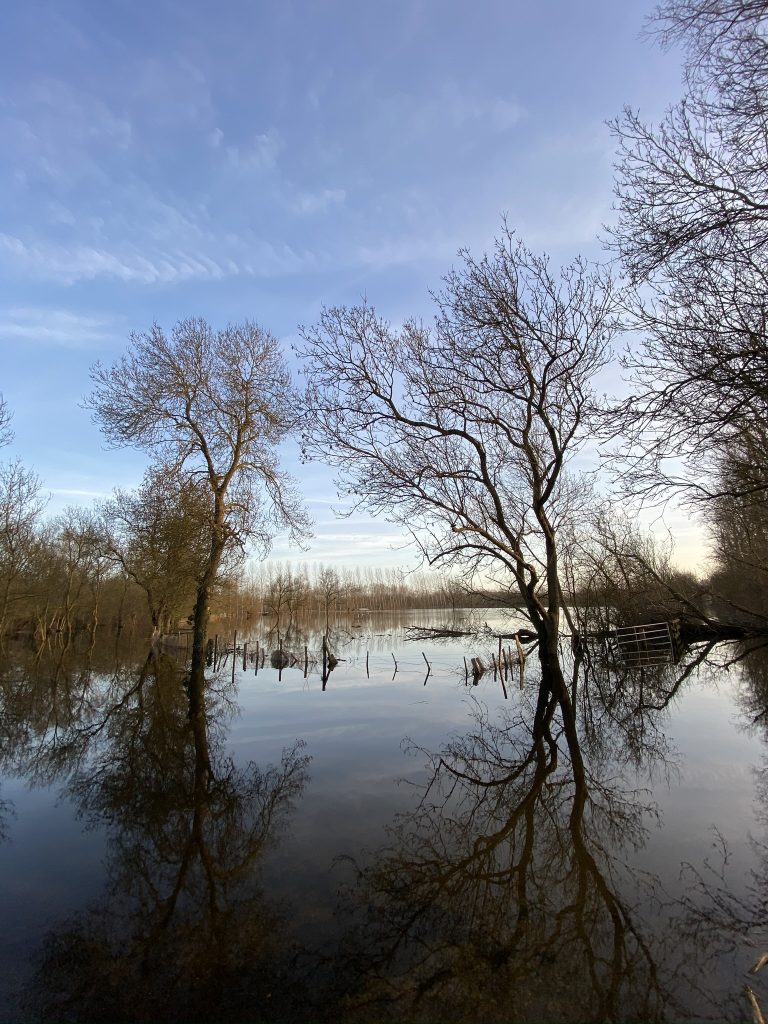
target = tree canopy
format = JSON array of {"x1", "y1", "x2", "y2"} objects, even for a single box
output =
[{"x1": 87, "y1": 318, "x2": 309, "y2": 682}]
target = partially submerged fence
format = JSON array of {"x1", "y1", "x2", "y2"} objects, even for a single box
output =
[{"x1": 612, "y1": 621, "x2": 676, "y2": 668}]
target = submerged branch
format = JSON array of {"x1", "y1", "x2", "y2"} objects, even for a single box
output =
[{"x1": 405, "y1": 624, "x2": 539, "y2": 644}]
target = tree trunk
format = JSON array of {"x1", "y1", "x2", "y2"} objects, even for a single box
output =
[{"x1": 188, "y1": 512, "x2": 227, "y2": 695}]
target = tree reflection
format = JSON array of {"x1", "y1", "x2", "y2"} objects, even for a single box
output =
[
  {"x1": 2, "y1": 629, "x2": 758, "y2": 1021},
  {"x1": 666, "y1": 640, "x2": 768, "y2": 1019},
  {"x1": 0, "y1": 787, "x2": 12, "y2": 843},
  {"x1": 336, "y1": 676, "x2": 673, "y2": 1023},
  {"x1": 735, "y1": 640, "x2": 768, "y2": 728},
  {"x1": 572, "y1": 636, "x2": 708, "y2": 782},
  {"x1": 11, "y1": 651, "x2": 311, "y2": 1023}
]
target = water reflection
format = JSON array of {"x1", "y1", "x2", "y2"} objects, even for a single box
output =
[
  {"x1": 0, "y1": 791, "x2": 11, "y2": 844},
  {"x1": 2, "y1": 648, "x2": 310, "y2": 1022},
  {"x1": 663, "y1": 640, "x2": 768, "y2": 1018},
  {"x1": 333, "y1": 672, "x2": 675, "y2": 1024},
  {"x1": 0, "y1": 623, "x2": 765, "y2": 1021},
  {"x1": 735, "y1": 639, "x2": 768, "y2": 728}
]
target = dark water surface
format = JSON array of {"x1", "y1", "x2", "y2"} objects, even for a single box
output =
[{"x1": 1, "y1": 609, "x2": 767, "y2": 1022}]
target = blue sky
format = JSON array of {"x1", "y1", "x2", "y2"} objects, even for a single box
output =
[{"x1": 0, "y1": 0, "x2": 700, "y2": 569}]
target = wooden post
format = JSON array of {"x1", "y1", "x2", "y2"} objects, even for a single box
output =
[
  {"x1": 213, "y1": 634, "x2": 219, "y2": 669},
  {"x1": 232, "y1": 630, "x2": 237, "y2": 685},
  {"x1": 242, "y1": 641, "x2": 248, "y2": 671},
  {"x1": 514, "y1": 633, "x2": 525, "y2": 689},
  {"x1": 255, "y1": 639, "x2": 259, "y2": 675},
  {"x1": 366, "y1": 650, "x2": 369, "y2": 678},
  {"x1": 304, "y1": 644, "x2": 308, "y2": 678},
  {"x1": 470, "y1": 657, "x2": 482, "y2": 685},
  {"x1": 321, "y1": 635, "x2": 329, "y2": 690}
]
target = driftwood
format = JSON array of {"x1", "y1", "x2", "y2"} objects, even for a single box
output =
[
  {"x1": 405, "y1": 625, "x2": 539, "y2": 644},
  {"x1": 404, "y1": 626, "x2": 475, "y2": 641}
]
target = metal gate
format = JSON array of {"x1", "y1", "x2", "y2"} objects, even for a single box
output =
[{"x1": 613, "y1": 621, "x2": 675, "y2": 667}]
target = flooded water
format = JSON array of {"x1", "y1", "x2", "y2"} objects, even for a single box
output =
[{"x1": 1, "y1": 608, "x2": 767, "y2": 1022}]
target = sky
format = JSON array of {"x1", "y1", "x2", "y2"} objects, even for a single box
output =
[{"x1": 0, "y1": 0, "x2": 702, "y2": 572}]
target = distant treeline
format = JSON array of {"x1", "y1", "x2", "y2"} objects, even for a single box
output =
[
  {"x1": 225, "y1": 562, "x2": 523, "y2": 629},
  {"x1": 0, "y1": 484, "x2": 522, "y2": 645}
]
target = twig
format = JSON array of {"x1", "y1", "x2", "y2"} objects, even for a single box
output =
[{"x1": 745, "y1": 985, "x2": 765, "y2": 1024}]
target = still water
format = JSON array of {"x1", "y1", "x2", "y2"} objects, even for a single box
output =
[{"x1": 1, "y1": 608, "x2": 766, "y2": 1022}]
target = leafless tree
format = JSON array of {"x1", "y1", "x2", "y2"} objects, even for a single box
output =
[
  {"x1": 0, "y1": 394, "x2": 12, "y2": 449},
  {"x1": 298, "y1": 228, "x2": 620, "y2": 705},
  {"x1": 98, "y1": 466, "x2": 214, "y2": 636},
  {"x1": 570, "y1": 511, "x2": 712, "y2": 631},
  {"x1": 704, "y1": 428, "x2": 768, "y2": 624},
  {"x1": 315, "y1": 563, "x2": 343, "y2": 631},
  {"x1": 48, "y1": 506, "x2": 111, "y2": 644},
  {"x1": 86, "y1": 318, "x2": 310, "y2": 689},
  {"x1": 608, "y1": 0, "x2": 768, "y2": 505},
  {"x1": 0, "y1": 459, "x2": 46, "y2": 638}
]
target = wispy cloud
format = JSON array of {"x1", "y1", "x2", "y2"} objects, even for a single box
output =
[
  {"x1": 0, "y1": 228, "x2": 332, "y2": 285},
  {"x1": 1, "y1": 77, "x2": 132, "y2": 188},
  {"x1": 0, "y1": 233, "x2": 233, "y2": 285},
  {"x1": 127, "y1": 54, "x2": 215, "y2": 133},
  {"x1": 225, "y1": 130, "x2": 283, "y2": 172},
  {"x1": 291, "y1": 187, "x2": 346, "y2": 216},
  {"x1": 383, "y1": 84, "x2": 526, "y2": 145},
  {"x1": 444, "y1": 92, "x2": 525, "y2": 133},
  {"x1": 272, "y1": 528, "x2": 411, "y2": 563},
  {"x1": 354, "y1": 231, "x2": 458, "y2": 271},
  {"x1": 0, "y1": 307, "x2": 120, "y2": 349},
  {"x1": 48, "y1": 487, "x2": 109, "y2": 499},
  {"x1": 306, "y1": 496, "x2": 350, "y2": 507},
  {"x1": 518, "y1": 197, "x2": 614, "y2": 251}
]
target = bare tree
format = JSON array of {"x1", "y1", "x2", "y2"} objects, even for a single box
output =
[
  {"x1": 0, "y1": 459, "x2": 46, "y2": 638},
  {"x1": 571, "y1": 511, "x2": 712, "y2": 634},
  {"x1": 99, "y1": 466, "x2": 213, "y2": 636},
  {"x1": 704, "y1": 428, "x2": 768, "y2": 625},
  {"x1": 86, "y1": 318, "x2": 309, "y2": 688},
  {"x1": 0, "y1": 394, "x2": 12, "y2": 449},
  {"x1": 315, "y1": 563, "x2": 343, "y2": 631},
  {"x1": 298, "y1": 229, "x2": 619, "y2": 705},
  {"x1": 609, "y1": 0, "x2": 768, "y2": 504},
  {"x1": 613, "y1": 0, "x2": 768, "y2": 282}
]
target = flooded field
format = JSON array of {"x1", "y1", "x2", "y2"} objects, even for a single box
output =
[{"x1": 1, "y1": 608, "x2": 766, "y2": 1022}]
